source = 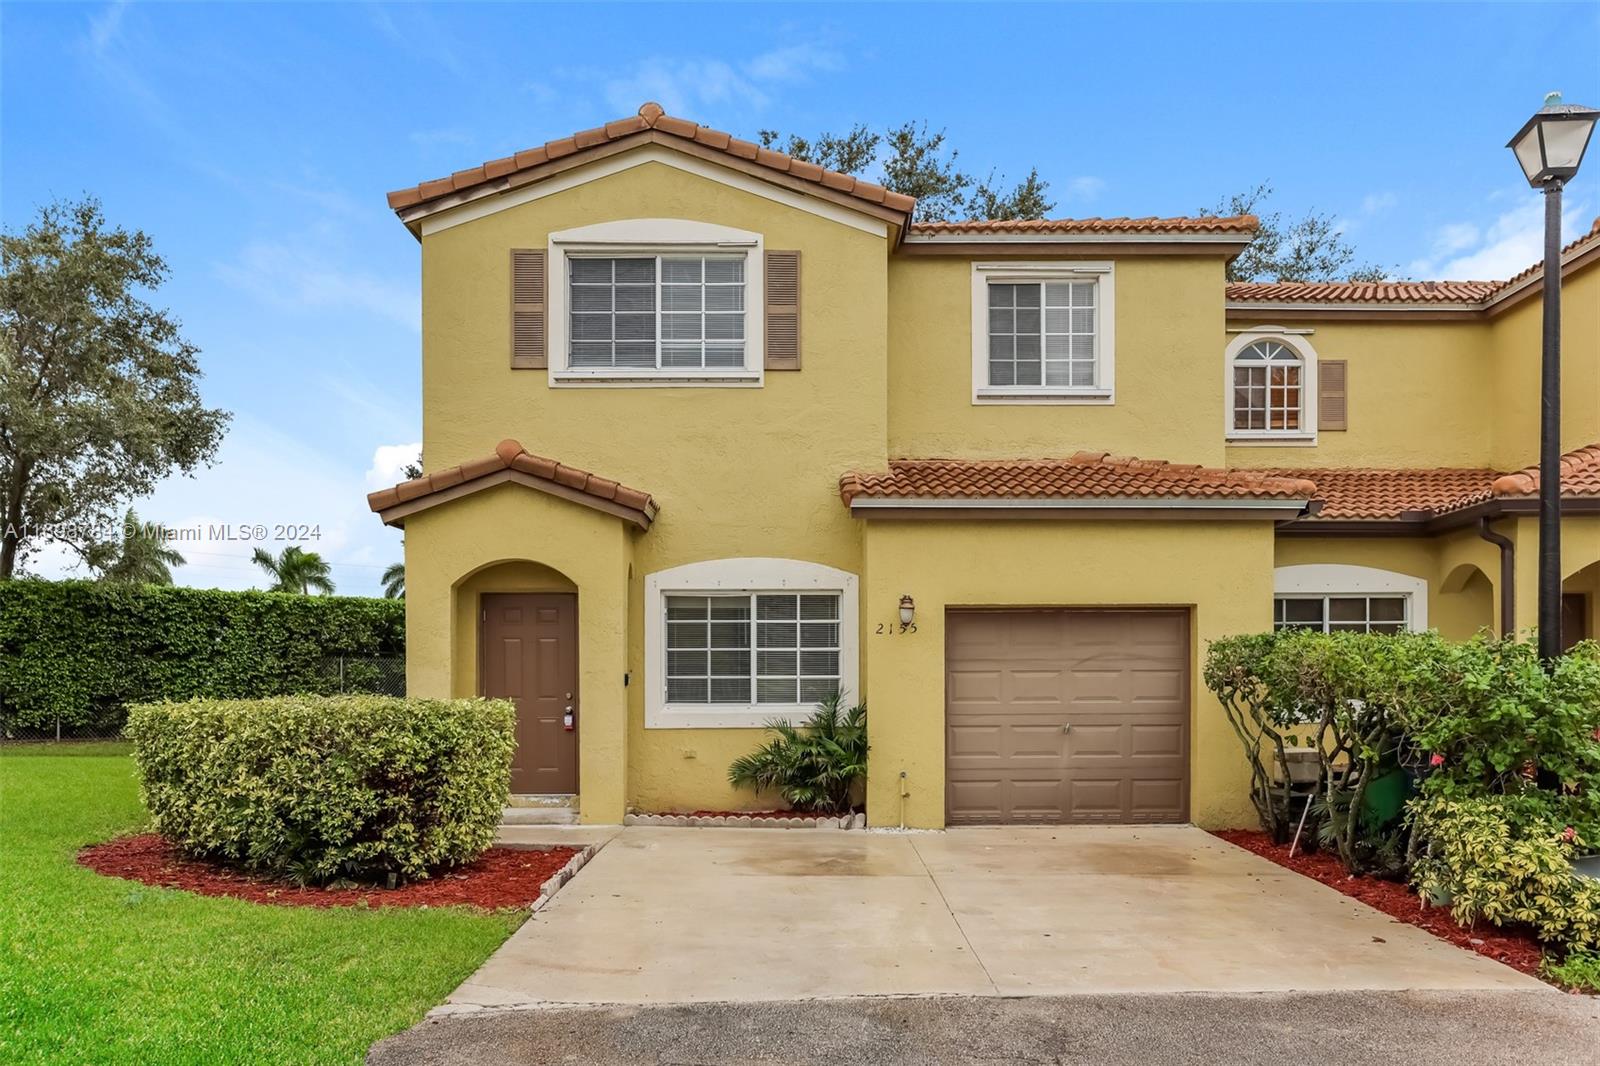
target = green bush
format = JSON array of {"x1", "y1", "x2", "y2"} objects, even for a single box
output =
[
  {"x1": 127, "y1": 695, "x2": 514, "y2": 885},
  {"x1": 1411, "y1": 794, "x2": 1600, "y2": 951},
  {"x1": 0, "y1": 580, "x2": 404, "y2": 733},
  {"x1": 728, "y1": 694, "x2": 868, "y2": 815}
]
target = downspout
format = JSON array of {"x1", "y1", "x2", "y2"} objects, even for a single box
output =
[{"x1": 1478, "y1": 516, "x2": 1516, "y2": 637}]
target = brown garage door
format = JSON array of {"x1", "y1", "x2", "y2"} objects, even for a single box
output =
[{"x1": 946, "y1": 609, "x2": 1189, "y2": 825}]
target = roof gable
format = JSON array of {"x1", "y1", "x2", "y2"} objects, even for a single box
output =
[{"x1": 387, "y1": 102, "x2": 913, "y2": 234}]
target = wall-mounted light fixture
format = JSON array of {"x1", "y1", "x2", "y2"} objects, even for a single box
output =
[{"x1": 898, "y1": 594, "x2": 915, "y2": 626}]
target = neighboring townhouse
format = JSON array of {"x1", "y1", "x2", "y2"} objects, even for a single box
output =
[{"x1": 368, "y1": 102, "x2": 1600, "y2": 829}]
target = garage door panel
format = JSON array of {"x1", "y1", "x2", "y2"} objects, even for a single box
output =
[{"x1": 946, "y1": 609, "x2": 1189, "y2": 825}]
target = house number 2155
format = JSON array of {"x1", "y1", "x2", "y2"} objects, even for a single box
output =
[{"x1": 875, "y1": 621, "x2": 918, "y2": 635}]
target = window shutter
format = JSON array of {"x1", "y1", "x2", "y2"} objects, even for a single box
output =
[
  {"x1": 510, "y1": 249, "x2": 546, "y2": 369},
  {"x1": 1318, "y1": 359, "x2": 1347, "y2": 431},
  {"x1": 764, "y1": 250, "x2": 800, "y2": 370}
]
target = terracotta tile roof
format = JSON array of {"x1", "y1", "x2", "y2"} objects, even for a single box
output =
[
  {"x1": 367, "y1": 439, "x2": 656, "y2": 527},
  {"x1": 838, "y1": 453, "x2": 1317, "y2": 504},
  {"x1": 910, "y1": 215, "x2": 1258, "y2": 236},
  {"x1": 386, "y1": 102, "x2": 914, "y2": 218},
  {"x1": 1243, "y1": 443, "x2": 1600, "y2": 522},
  {"x1": 1227, "y1": 217, "x2": 1600, "y2": 307},
  {"x1": 1225, "y1": 280, "x2": 1499, "y2": 304},
  {"x1": 1242, "y1": 467, "x2": 1497, "y2": 520},
  {"x1": 1491, "y1": 443, "x2": 1600, "y2": 497}
]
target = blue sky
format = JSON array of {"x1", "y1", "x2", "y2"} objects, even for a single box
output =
[{"x1": 4, "y1": 1, "x2": 1599, "y2": 595}]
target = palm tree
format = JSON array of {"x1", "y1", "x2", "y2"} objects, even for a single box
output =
[
  {"x1": 92, "y1": 508, "x2": 184, "y2": 585},
  {"x1": 381, "y1": 561, "x2": 404, "y2": 599},
  {"x1": 251, "y1": 545, "x2": 335, "y2": 595}
]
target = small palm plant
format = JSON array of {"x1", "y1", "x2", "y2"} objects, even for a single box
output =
[{"x1": 727, "y1": 693, "x2": 867, "y2": 815}]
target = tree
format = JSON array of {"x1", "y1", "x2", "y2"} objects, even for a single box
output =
[
  {"x1": 381, "y1": 561, "x2": 405, "y2": 599},
  {"x1": 757, "y1": 123, "x2": 1052, "y2": 223},
  {"x1": 86, "y1": 507, "x2": 184, "y2": 585},
  {"x1": 251, "y1": 545, "x2": 335, "y2": 595},
  {"x1": 0, "y1": 198, "x2": 229, "y2": 578},
  {"x1": 1204, "y1": 183, "x2": 1388, "y2": 283}
]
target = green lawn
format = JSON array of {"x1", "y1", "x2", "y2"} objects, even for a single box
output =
[{"x1": 0, "y1": 746, "x2": 526, "y2": 1064}]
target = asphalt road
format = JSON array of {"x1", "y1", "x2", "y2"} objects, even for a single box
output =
[{"x1": 368, "y1": 990, "x2": 1600, "y2": 1065}]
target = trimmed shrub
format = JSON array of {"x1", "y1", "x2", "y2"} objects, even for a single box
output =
[
  {"x1": 127, "y1": 695, "x2": 514, "y2": 884},
  {"x1": 1411, "y1": 794, "x2": 1600, "y2": 951},
  {"x1": 0, "y1": 580, "x2": 404, "y2": 733}
]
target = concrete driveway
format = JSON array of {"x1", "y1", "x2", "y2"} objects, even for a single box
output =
[{"x1": 442, "y1": 825, "x2": 1541, "y2": 1011}]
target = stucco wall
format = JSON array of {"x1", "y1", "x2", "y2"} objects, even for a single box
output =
[
  {"x1": 417, "y1": 158, "x2": 885, "y2": 815},
  {"x1": 1222, "y1": 319, "x2": 1492, "y2": 468},
  {"x1": 860, "y1": 519, "x2": 1275, "y2": 830},
  {"x1": 1487, "y1": 264, "x2": 1600, "y2": 471},
  {"x1": 887, "y1": 255, "x2": 1228, "y2": 465},
  {"x1": 401, "y1": 484, "x2": 634, "y2": 824}
]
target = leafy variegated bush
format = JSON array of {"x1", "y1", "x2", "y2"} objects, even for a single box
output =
[{"x1": 127, "y1": 695, "x2": 514, "y2": 885}]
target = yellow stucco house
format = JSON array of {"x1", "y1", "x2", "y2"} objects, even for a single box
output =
[{"x1": 368, "y1": 102, "x2": 1600, "y2": 830}]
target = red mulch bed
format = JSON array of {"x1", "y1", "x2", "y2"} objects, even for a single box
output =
[
  {"x1": 78, "y1": 834, "x2": 578, "y2": 910},
  {"x1": 1212, "y1": 829, "x2": 1546, "y2": 977}
]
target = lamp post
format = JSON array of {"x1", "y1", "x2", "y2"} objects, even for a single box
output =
[{"x1": 1506, "y1": 92, "x2": 1598, "y2": 661}]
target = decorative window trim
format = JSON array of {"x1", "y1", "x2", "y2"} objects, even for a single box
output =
[
  {"x1": 969, "y1": 261, "x2": 1116, "y2": 405},
  {"x1": 1225, "y1": 328, "x2": 1318, "y2": 444},
  {"x1": 644, "y1": 558, "x2": 859, "y2": 728},
  {"x1": 1273, "y1": 564, "x2": 1427, "y2": 631},
  {"x1": 547, "y1": 219, "x2": 765, "y2": 388}
]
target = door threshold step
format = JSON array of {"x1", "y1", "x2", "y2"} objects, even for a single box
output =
[
  {"x1": 502, "y1": 807, "x2": 579, "y2": 826},
  {"x1": 507, "y1": 794, "x2": 579, "y2": 809}
]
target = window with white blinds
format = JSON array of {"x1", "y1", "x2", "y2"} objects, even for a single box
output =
[
  {"x1": 987, "y1": 280, "x2": 1097, "y2": 388},
  {"x1": 569, "y1": 255, "x2": 746, "y2": 370},
  {"x1": 664, "y1": 592, "x2": 842, "y2": 706}
]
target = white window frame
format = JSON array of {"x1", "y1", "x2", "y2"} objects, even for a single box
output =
[
  {"x1": 1226, "y1": 328, "x2": 1318, "y2": 444},
  {"x1": 645, "y1": 558, "x2": 859, "y2": 728},
  {"x1": 548, "y1": 219, "x2": 765, "y2": 388},
  {"x1": 970, "y1": 261, "x2": 1115, "y2": 404},
  {"x1": 1273, "y1": 564, "x2": 1427, "y2": 631}
]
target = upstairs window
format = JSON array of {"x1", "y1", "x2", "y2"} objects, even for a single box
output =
[
  {"x1": 1232, "y1": 340, "x2": 1303, "y2": 432},
  {"x1": 970, "y1": 262, "x2": 1115, "y2": 404},
  {"x1": 569, "y1": 255, "x2": 746, "y2": 371},
  {"x1": 987, "y1": 281, "x2": 1097, "y2": 388}
]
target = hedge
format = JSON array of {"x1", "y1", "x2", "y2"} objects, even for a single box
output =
[
  {"x1": 0, "y1": 580, "x2": 404, "y2": 733},
  {"x1": 128, "y1": 695, "x2": 515, "y2": 884}
]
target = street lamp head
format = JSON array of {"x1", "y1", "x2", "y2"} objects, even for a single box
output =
[{"x1": 1508, "y1": 91, "x2": 1599, "y2": 187}]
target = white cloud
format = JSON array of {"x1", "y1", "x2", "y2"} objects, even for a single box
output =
[
  {"x1": 742, "y1": 42, "x2": 843, "y2": 84},
  {"x1": 593, "y1": 38, "x2": 845, "y2": 118},
  {"x1": 1063, "y1": 176, "x2": 1105, "y2": 202},
  {"x1": 216, "y1": 241, "x2": 419, "y2": 332},
  {"x1": 1360, "y1": 192, "x2": 1398, "y2": 215},
  {"x1": 27, "y1": 416, "x2": 403, "y2": 596},
  {"x1": 86, "y1": 1, "x2": 129, "y2": 58},
  {"x1": 1408, "y1": 195, "x2": 1590, "y2": 280},
  {"x1": 366, "y1": 442, "x2": 422, "y2": 489}
]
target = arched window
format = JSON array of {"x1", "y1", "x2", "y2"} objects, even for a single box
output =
[{"x1": 1232, "y1": 340, "x2": 1305, "y2": 433}]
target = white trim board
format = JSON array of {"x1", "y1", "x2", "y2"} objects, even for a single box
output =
[
  {"x1": 418, "y1": 146, "x2": 891, "y2": 238},
  {"x1": 644, "y1": 558, "x2": 861, "y2": 729}
]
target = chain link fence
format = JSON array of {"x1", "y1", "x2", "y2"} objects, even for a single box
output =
[{"x1": 0, "y1": 654, "x2": 407, "y2": 744}]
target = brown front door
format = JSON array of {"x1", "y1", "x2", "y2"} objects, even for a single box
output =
[
  {"x1": 481, "y1": 593, "x2": 578, "y2": 794},
  {"x1": 1563, "y1": 593, "x2": 1590, "y2": 652},
  {"x1": 945, "y1": 609, "x2": 1190, "y2": 825}
]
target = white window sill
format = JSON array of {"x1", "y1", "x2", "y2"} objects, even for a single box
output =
[
  {"x1": 973, "y1": 387, "x2": 1114, "y2": 406},
  {"x1": 1226, "y1": 434, "x2": 1318, "y2": 447},
  {"x1": 553, "y1": 369, "x2": 762, "y2": 388},
  {"x1": 645, "y1": 704, "x2": 819, "y2": 730}
]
